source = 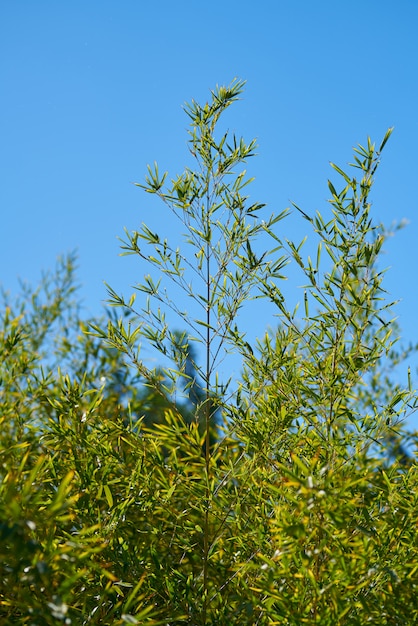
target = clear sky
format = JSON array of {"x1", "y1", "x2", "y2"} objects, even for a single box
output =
[{"x1": 2, "y1": 1, "x2": 418, "y2": 427}]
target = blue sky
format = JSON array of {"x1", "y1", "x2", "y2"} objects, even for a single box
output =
[{"x1": 2, "y1": 1, "x2": 418, "y2": 427}]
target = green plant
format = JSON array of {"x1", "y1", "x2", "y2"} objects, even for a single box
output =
[
  {"x1": 0, "y1": 258, "x2": 163, "y2": 623},
  {"x1": 1, "y1": 80, "x2": 417, "y2": 624},
  {"x1": 96, "y1": 80, "x2": 418, "y2": 623}
]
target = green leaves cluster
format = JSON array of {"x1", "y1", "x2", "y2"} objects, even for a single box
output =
[{"x1": 1, "y1": 81, "x2": 418, "y2": 624}]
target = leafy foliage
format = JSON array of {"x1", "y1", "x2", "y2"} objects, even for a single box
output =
[{"x1": 1, "y1": 81, "x2": 418, "y2": 624}]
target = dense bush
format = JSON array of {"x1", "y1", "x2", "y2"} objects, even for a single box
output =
[{"x1": 1, "y1": 81, "x2": 417, "y2": 624}]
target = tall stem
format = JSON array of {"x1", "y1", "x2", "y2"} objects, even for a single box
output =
[{"x1": 202, "y1": 219, "x2": 211, "y2": 623}]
